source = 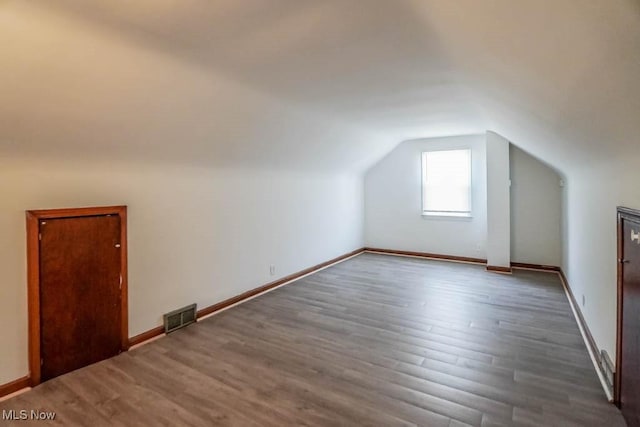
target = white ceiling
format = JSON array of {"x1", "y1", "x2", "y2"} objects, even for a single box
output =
[{"x1": 1, "y1": 0, "x2": 639, "y2": 173}]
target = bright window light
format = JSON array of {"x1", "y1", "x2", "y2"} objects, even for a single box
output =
[{"x1": 421, "y1": 149, "x2": 472, "y2": 217}]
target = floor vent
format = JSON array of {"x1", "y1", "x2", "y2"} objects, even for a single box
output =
[{"x1": 163, "y1": 304, "x2": 197, "y2": 333}]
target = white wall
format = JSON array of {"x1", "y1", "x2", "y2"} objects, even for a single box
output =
[
  {"x1": 364, "y1": 135, "x2": 487, "y2": 259},
  {"x1": 0, "y1": 157, "x2": 364, "y2": 385},
  {"x1": 510, "y1": 145, "x2": 562, "y2": 266},
  {"x1": 0, "y1": 2, "x2": 394, "y2": 174},
  {"x1": 486, "y1": 132, "x2": 511, "y2": 268},
  {"x1": 562, "y1": 154, "x2": 640, "y2": 360}
]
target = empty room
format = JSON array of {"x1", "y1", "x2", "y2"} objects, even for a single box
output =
[{"x1": 1, "y1": 1, "x2": 639, "y2": 426}]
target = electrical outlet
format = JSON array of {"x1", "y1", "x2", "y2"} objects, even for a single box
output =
[
  {"x1": 582, "y1": 294, "x2": 585, "y2": 307},
  {"x1": 269, "y1": 265, "x2": 276, "y2": 276}
]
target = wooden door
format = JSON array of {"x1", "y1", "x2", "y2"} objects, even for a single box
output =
[
  {"x1": 39, "y1": 215, "x2": 122, "y2": 380},
  {"x1": 617, "y1": 207, "x2": 640, "y2": 426},
  {"x1": 30, "y1": 209, "x2": 127, "y2": 382}
]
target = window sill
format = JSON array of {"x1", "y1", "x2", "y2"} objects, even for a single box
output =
[{"x1": 422, "y1": 213, "x2": 473, "y2": 221}]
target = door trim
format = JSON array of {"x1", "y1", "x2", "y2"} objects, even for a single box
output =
[
  {"x1": 26, "y1": 205, "x2": 128, "y2": 386},
  {"x1": 615, "y1": 206, "x2": 640, "y2": 405}
]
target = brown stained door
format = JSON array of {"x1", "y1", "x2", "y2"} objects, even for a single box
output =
[
  {"x1": 39, "y1": 215, "x2": 122, "y2": 381},
  {"x1": 621, "y1": 216, "x2": 640, "y2": 427}
]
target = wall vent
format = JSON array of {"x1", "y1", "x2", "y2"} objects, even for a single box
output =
[{"x1": 163, "y1": 303, "x2": 197, "y2": 333}]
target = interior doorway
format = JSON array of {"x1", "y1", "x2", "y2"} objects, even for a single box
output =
[
  {"x1": 616, "y1": 206, "x2": 640, "y2": 426},
  {"x1": 26, "y1": 206, "x2": 128, "y2": 385}
]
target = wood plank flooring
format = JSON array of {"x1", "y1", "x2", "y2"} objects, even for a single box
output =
[{"x1": 0, "y1": 253, "x2": 626, "y2": 426}]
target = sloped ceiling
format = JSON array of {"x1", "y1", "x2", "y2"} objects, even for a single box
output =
[{"x1": 1, "y1": 0, "x2": 638, "y2": 173}]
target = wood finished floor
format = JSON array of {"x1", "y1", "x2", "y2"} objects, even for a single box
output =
[{"x1": 0, "y1": 253, "x2": 625, "y2": 426}]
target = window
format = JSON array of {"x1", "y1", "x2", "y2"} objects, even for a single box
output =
[{"x1": 421, "y1": 149, "x2": 472, "y2": 217}]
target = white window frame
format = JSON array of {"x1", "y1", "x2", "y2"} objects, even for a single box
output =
[{"x1": 421, "y1": 148, "x2": 472, "y2": 218}]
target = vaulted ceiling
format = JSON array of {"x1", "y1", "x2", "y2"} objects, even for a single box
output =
[{"x1": 1, "y1": 0, "x2": 639, "y2": 173}]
